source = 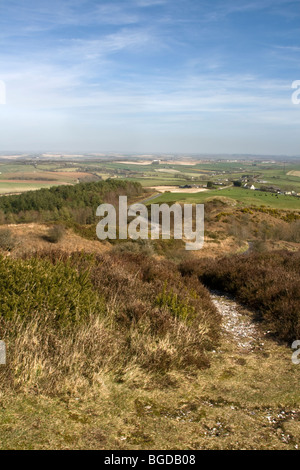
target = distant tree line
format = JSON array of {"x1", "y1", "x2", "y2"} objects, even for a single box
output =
[{"x1": 0, "y1": 179, "x2": 144, "y2": 226}]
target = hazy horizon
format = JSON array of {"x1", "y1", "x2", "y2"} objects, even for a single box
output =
[{"x1": 0, "y1": 151, "x2": 299, "y2": 161}]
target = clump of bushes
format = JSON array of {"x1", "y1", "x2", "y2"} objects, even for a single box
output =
[
  {"x1": 271, "y1": 220, "x2": 300, "y2": 243},
  {"x1": 0, "y1": 229, "x2": 16, "y2": 251},
  {"x1": 111, "y1": 239, "x2": 154, "y2": 256},
  {"x1": 180, "y1": 250, "x2": 300, "y2": 343},
  {"x1": 45, "y1": 224, "x2": 65, "y2": 243},
  {"x1": 0, "y1": 255, "x2": 103, "y2": 323},
  {"x1": 0, "y1": 250, "x2": 221, "y2": 396}
]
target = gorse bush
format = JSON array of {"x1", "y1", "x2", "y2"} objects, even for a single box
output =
[
  {"x1": 0, "y1": 250, "x2": 221, "y2": 396},
  {"x1": 45, "y1": 224, "x2": 65, "y2": 243},
  {"x1": 180, "y1": 250, "x2": 300, "y2": 342},
  {"x1": 0, "y1": 256, "x2": 104, "y2": 324},
  {"x1": 155, "y1": 282, "x2": 196, "y2": 323},
  {"x1": 0, "y1": 229, "x2": 16, "y2": 251}
]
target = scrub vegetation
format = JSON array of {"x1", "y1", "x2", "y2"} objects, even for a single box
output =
[{"x1": 0, "y1": 167, "x2": 299, "y2": 450}]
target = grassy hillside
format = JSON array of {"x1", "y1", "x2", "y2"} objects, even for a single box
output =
[{"x1": 0, "y1": 248, "x2": 299, "y2": 450}]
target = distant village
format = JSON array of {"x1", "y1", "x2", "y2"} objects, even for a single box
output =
[{"x1": 236, "y1": 174, "x2": 300, "y2": 197}]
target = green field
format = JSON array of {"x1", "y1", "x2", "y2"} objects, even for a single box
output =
[
  {"x1": 0, "y1": 181, "x2": 62, "y2": 194},
  {"x1": 153, "y1": 187, "x2": 300, "y2": 210},
  {"x1": 0, "y1": 163, "x2": 37, "y2": 173}
]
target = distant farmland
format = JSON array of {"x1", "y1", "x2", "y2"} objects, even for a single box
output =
[
  {"x1": 0, "y1": 163, "x2": 99, "y2": 194},
  {"x1": 153, "y1": 187, "x2": 300, "y2": 210}
]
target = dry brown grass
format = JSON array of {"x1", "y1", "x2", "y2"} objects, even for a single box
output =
[
  {"x1": 1, "y1": 307, "x2": 299, "y2": 450},
  {"x1": 4, "y1": 223, "x2": 110, "y2": 256}
]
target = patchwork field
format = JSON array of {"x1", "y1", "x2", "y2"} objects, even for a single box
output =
[
  {"x1": 0, "y1": 157, "x2": 299, "y2": 210},
  {"x1": 0, "y1": 162, "x2": 100, "y2": 194},
  {"x1": 0, "y1": 156, "x2": 299, "y2": 211},
  {"x1": 153, "y1": 187, "x2": 300, "y2": 210}
]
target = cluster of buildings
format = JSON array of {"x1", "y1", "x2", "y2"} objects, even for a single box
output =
[
  {"x1": 243, "y1": 183, "x2": 300, "y2": 197},
  {"x1": 239, "y1": 174, "x2": 300, "y2": 197}
]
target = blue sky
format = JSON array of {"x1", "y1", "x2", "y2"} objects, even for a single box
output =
[{"x1": 0, "y1": 0, "x2": 299, "y2": 154}]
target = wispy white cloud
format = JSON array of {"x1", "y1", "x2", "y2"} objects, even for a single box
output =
[
  {"x1": 134, "y1": 0, "x2": 167, "y2": 7},
  {"x1": 202, "y1": 0, "x2": 299, "y2": 20},
  {"x1": 64, "y1": 29, "x2": 156, "y2": 60},
  {"x1": 0, "y1": 0, "x2": 299, "y2": 153},
  {"x1": 274, "y1": 45, "x2": 300, "y2": 52},
  {"x1": 2, "y1": 55, "x2": 295, "y2": 122}
]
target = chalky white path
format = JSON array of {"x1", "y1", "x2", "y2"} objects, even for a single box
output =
[{"x1": 211, "y1": 292, "x2": 263, "y2": 351}]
